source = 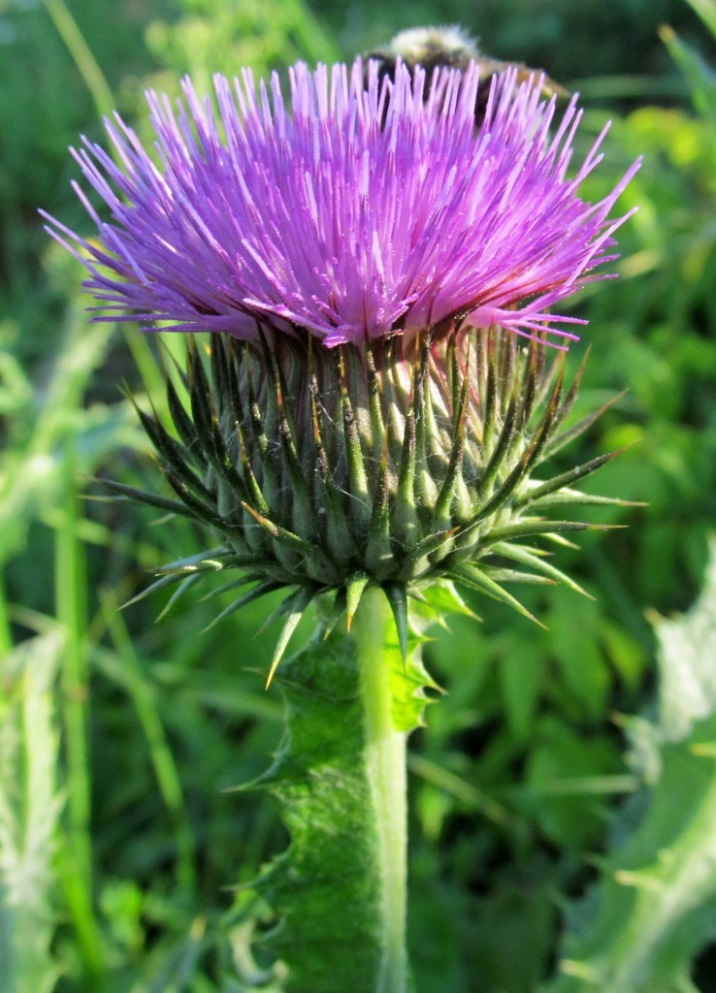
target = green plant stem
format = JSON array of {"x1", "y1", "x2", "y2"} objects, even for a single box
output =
[
  {"x1": 352, "y1": 588, "x2": 409, "y2": 993},
  {"x1": 55, "y1": 441, "x2": 105, "y2": 984},
  {"x1": 254, "y1": 588, "x2": 435, "y2": 991}
]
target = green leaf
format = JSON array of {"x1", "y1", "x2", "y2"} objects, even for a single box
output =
[
  {"x1": 661, "y1": 25, "x2": 716, "y2": 132},
  {"x1": 246, "y1": 590, "x2": 435, "y2": 993},
  {"x1": 409, "y1": 578, "x2": 479, "y2": 625},
  {"x1": 544, "y1": 538, "x2": 716, "y2": 992},
  {"x1": 546, "y1": 715, "x2": 716, "y2": 993},
  {"x1": 0, "y1": 630, "x2": 64, "y2": 993},
  {"x1": 497, "y1": 633, "x2": 543, "y2": 743},
  {"x1": 523, "y1": 717, "x2": 621, "y2": 852},
  {"x1": 386, "y1": 620, "x2": 442, "y2": 736},
  {"x1": 680, "y1": 0, "x2": 716, "y2": 42},
  {"x1": 246, "y1": 634, "x2": 395, "y2": 993},
  {"x1": 652, "y1": 540, "x2": 716, "y2": 744}
]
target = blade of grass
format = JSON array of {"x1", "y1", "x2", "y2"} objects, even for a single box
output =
[
  {"x1": 97, "y1": 589, "x2": 197, "y2": 895},
  {"x1": 54, "y1": 440, "x2": 105, "y2": 984},
  {"x1": 43, "y1": 0, "x2": 170, "y2": 403},
  {"x1": 0, "y1": 572, "x2": 11, "y2": 657},
  {"x1": 0, "y1": 284, "x2": 115, "y2": 566},
  {"x1": 682, "y1": 0, "x2": 716, "y2": 39},
  {"x1": 43, "y1": 0, "x2": 115, "y2": 120},
  {"x1": 281, "y1": 0, "x2": 342, "y2": 62}
]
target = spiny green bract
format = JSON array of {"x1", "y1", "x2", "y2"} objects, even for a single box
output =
[{"x1": 113, "y1": 327, "x2": 629, "y2": 676}]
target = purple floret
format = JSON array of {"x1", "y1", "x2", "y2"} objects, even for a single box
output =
[{"x1": 44, "y1": 58, "x2": 640, "y2": 348}]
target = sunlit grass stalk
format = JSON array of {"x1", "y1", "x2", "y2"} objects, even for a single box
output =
[
  {"x1": 280, "y1": 0, "x2": 342, "y2": 62},
  {"x1": 43, "y1": 0, "x2": 170, "y2": 402},
  {"x1": 43, "y1": 0, "x2": 115, "y2": 121},
  {"x1": 54, "y1": 440, "x2": 105, "y2": 983},
  {"x1": 0, "y1": 572, "x2": 12, "y2": 657}
]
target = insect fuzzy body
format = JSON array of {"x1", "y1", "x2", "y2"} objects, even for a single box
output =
[{"x1": 365, "y1": 26, "x2": 566, "y2": 128}]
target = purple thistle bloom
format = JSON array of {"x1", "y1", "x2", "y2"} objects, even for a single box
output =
[{"x1": 44, "y1": 58, "x2": 639, "y2": 348}]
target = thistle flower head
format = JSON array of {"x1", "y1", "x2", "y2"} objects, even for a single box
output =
[
  {"x1": 45, "y1": 58, "x2": 638, "y2": 350},
  {"x1": 45, "y1": 56, "x2": 640, "y2": 674}
]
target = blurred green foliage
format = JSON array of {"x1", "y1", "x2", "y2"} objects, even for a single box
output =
[{"x1": 1, "y1": 0, "x2": 716, "y2": 990}]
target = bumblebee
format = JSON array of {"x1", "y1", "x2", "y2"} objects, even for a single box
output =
[{"x1": 365, "y1": 26, "x2": 566, "y2": 127}]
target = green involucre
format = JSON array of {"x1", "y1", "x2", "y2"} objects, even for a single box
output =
[{"x1": 115, "y1": 327, "x2": 630, "y2": 674}]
